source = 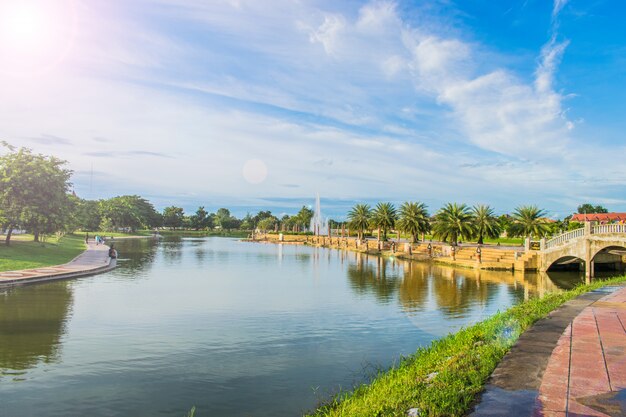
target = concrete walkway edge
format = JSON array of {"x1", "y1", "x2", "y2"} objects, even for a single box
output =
[{"x1": 0, "y1": 241, "x2": 117, "y2": 288}]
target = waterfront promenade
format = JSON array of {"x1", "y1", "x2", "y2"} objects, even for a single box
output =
[
  {"x1": 472, "y1": 284, "x2": 626, "y2": 416},
  {"x1": 0, "y1": 241, "x2": 115, "y2": 287}
]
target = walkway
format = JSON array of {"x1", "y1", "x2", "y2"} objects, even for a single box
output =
[
  {"x1": 471, "y1": 285, "x2": 626, "y2": 417},
  {"x1": 0, "y1": 242, "x2": 116, "y2": 287},
  {"x1": 534, "y1": 288, "x2": 626, "y2": 416}
]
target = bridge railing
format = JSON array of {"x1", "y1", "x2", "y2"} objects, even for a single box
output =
[
  {"x1": 545, "y1": 227, "x2": 585, "y2": 250},
  {"x1": 592, "y1": 224, "x2": 626, "y2": 234}
]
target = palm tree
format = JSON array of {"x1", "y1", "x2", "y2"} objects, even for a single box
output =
[
  {"x1": 347, "y1": 203, "x2": 371, "y2": 240},
  {"x1": 472, "y1": 204, "x2": 501, "y2": 244},
  {"x1": 397, "y1": 202, "x2": 430, "y2": 243},
  {"x1": 370, "y1": 202, "x2": 397, "y2": 241},
  {"x1": 432, "y1": 203, "x2": 475, "y2": 245},
  {"x1": 510, "y1": 205, "x2": 550, "y2": 238}
]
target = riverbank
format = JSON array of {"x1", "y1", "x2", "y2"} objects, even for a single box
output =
[
  {"x1": 306, "y1": 275, "x2": 626, "y2": 417},
  {"x1": 247, "y1": 233, "x2": 525, "y2": 271},
  {"x1": 0, "y1": 241, "x2": 116, "y2": 287},
  {"x1": 0, "y1": 233, "x2": 86, "y2": 272}
]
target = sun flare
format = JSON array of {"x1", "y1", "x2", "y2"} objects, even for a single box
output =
[{"x1": 0, "y1": 0, "x2": 77, "y2": 76}]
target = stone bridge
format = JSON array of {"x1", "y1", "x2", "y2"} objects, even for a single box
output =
[{"x1": 537, "y1": 223, "x2": 626, "y2": 279}]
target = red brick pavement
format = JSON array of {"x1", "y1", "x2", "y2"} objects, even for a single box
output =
[{"x1": 534, "y1": 288, "x2": 626, "y2": 416}]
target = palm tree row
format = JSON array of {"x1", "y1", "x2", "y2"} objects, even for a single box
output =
[{"x1": 347, "y1": 202, "x2": 550, "y2": 244}]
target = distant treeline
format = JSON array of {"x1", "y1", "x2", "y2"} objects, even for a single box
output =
[{"x1": 0, "y1": 144, "x2": 610, "y2": 245}]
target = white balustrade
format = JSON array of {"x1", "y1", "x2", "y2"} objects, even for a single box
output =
[
  {"x1": 592, "y1": 223, "x2": 626, "y2": 234},
  {"x1": 543, "y1": 223, "x2": 626, "y2": 250},
  {"x1": 545, "y1": 227, "x2": 585, "y2": 249}
]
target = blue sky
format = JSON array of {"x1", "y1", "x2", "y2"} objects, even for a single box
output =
[{"x1": 0, "y1": 0, "x2": 625, "y2": 219}]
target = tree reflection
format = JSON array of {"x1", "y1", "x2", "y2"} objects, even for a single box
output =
[
  {"x1": 431, "y1": 267, "x2": 494, "y2": 317},
  {"x1": 0, "y1": 281, "x2": 73, "y2": 373},
  {"x1": 346, "y1": 256, "x2": 400, "y2": 303},
  {"x1": 112, "y1": 238, "x2": 159, "y2": 276}
]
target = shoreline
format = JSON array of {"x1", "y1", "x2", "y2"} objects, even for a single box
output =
[
  {"x1": 244, "y1": 234, "x2": 525, "y2": 272},
  {"x1": 306, "y1": 275, "x2": 626, "y2": 417},
  {"x1": 0, "y1": 242, "x2": 117, "y2": 288}
]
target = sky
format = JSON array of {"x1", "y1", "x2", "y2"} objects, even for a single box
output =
[{"x1": 0, "y1": 0, "x2": 625, "y2": 220}]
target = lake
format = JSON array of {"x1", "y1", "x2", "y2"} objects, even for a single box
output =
[{"x1": 0, "y1": 237, "x2": 585, "y2": 416}]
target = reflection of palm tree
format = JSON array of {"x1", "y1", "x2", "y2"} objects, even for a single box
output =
[
  {"x1": 397, "y1": 202, "x2": 430, "y2": 243},
  {"x1": 370, "y1": 202, "x2": 397, "y2": 241},
  {"x1": 431, "y1": 267, "x2": 494, "y2": 317},
  {"x1": 398, "y1": 262, "x2": 430, "y2": 311},
  {"x1": 472, "y1": 205, "x2": 501, "y2": 244},
  {"x1": 347, "y1": 204, "x2": 371, "y2": 240},
  {"x1": 432, "y1": 203, "x2": 475, "y2": 245},
  {"x1": 0, "y1": 282, "x2": 73, "y2": 371},
  {"x1": 510, "y1": 205, "x2": 550, "y2": 238},
  {"x1": 346, "y1": 257, "x2": 399, "y2": 302}
]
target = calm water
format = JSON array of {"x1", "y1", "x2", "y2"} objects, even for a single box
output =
[{"x1": 0, "y1": 237, "x2": 584, "y2": 417}]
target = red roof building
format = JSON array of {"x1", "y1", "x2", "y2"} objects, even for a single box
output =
[{"x1": 570, "y1": 212, "x2": 626, "y2": 223}]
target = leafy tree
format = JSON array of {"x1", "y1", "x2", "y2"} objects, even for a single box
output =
[
  {"x1": 397, "y1": 202, "x2": 429, "y2": 243},
  {"x1": 240, "y1": 213, "x2": 254, "y2": 230},
  {"x1": 162, "y1": 206, "x2": 185, "y2": 229},
  {"x1": 0, "y1": 143, "x2": 72, "y2": 244},
  {"x1": 99, "y1": 195, "x2": 160, "y2": 232},
  {"x1": 74, "y1": 199, "x2": 102, "y2": 232},
  {"x1": 215, "y1": 208, "x2": 231, "y2": 228},
  {"x1": 577, "y1": 203, "x2": 608, "y2": 214},
  {"x1": 253, "y1": 210, "x2": 274, "y2": 227},
  {"x1": 347, "y1": 203, "x2": 371, "y2": 240},
  {"x1": 471, "y1": 205, "x2": 501, "y2": 244},
  {"x1": 189, "y1": 206, "x2": 209, "y2": 230},
  {"x1": 370, "y1": 202, "x2": 397, "y2": 241},
  {"x1": 509, "y1": 205, "x2": 550, "y2": 238},
  {"x1": 432, "y1": 203, "x2": 475, "y2": 245},
  {"x1": 294, "y1": 206, "x2": 314, "y2": 232},
  {"x1": 257, "y1": 217, "x2": 276, "y2": 232}
]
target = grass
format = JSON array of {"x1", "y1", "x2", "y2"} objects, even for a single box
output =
[
  {"x1": 0, "y1": 233, "x2": 86, "y2": 272},
  {"x1": 307, "y1": 275, "x2": 626, "y2": 417}
]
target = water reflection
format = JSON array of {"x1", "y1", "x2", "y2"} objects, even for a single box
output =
[
  {"x1": 112, "y1": 237, "x2": 159, "y2": 276},
  {"x1": 0, "y1": 282, "x2": 73, "y2": 376},
  {"x1": 346, "y1": 255, "x2": 401, "y2": 303},
  {"x1": 0, "y1": 237, "x2": 605, "y2": 417}
]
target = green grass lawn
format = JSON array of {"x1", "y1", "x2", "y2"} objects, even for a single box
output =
[
  {"x1": 0, "y1": 233, "x2": 86, "y2": 272},
  {"x1": 307, "y1": 275, "x2": 626, "y2": 417}
]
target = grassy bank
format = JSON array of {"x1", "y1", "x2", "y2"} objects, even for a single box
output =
[
  {"x1": 0, "y1": 234, "x2": 86, "y2": 272},
  {"x1": 308, "y1": 275, "x2": 626, "y2": 417}
]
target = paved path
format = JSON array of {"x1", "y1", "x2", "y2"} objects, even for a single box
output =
[
  {"x1": 534, "y1": 288, "x2": 626, "y2": 416},
  {"x1": 0, "y1": 242, "x2": 116, "y2": 287},
  {"x1": 471, "y1": 285, "x2": 626, "y2": 417}
]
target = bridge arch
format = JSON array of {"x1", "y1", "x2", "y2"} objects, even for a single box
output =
[
  {"x1": 590, "y1": 244, "x2": 626, "y2": 274},
  {"x1": 546, "y1": 255, "x2": 584, "y2": 272}
]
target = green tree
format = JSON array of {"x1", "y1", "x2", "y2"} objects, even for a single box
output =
[
  {"x1": 509, "y1": 205, "x2": 550, "y2": 238},
  {"x1": 99, "y1": 195, "x2": 160, "y2": 232},
  {"x1": 347, "y1": 203, "x2": 371, "y2": 240},
  {"x1": 397, "y1": 202, "x2": 429, "y2": 243},
  {"x1": 240, "y1": 213, "x2": 254, "y2": 230},
  {"x1": 0, "y1": 143, "x2": 72, "y2": 244},
  {"x1": 370, "y1": 202, "x2": 397, "y2": 241},
  {"x1": 257, "y1": 217, "x2": 276, "y2": 232},
  {"x1": 74, "y1": 199, "x2": 102, "y2": 232},
  {"x1": 189, "y1": 206, "x2": 209, "y2": 230},
  {"x1": 294, "y1": 206, "x2": 314, "y2": 232},
  {"x1": 432, "y1": 203, "x2": 475, "y2": 245},
  {"x1": 471, "y1": 204, "x2": 501, "y2": 244},
  {"x1": 162, "y1": 206, "x2": 185, "y2": 229},
  {"x1": 577, "y1": 203, "x2": 608, "y2": 214}
]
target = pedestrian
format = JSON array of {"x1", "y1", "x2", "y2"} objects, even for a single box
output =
[{"x1": 85, "y1": 233, "x2": 89, "y2": 244}]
